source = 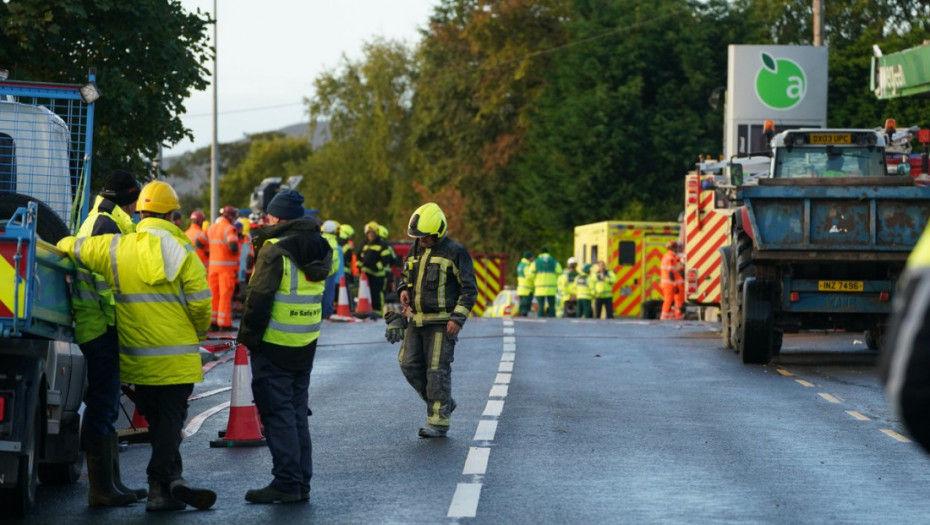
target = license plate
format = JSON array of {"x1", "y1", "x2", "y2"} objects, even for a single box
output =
[
  {"x1": 818, "y1": 280, "x2": 863, "y2": 292},
  {"x1": 809, "y1": 133, "x2": 851, "y2": 144}
]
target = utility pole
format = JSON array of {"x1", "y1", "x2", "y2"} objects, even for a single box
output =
[
  {"x1": 812, "y1": 0, "x2": 823, "y2": 46},
  {"x1": 210, "y1": 0, "x2": 219, "y2": 222}
]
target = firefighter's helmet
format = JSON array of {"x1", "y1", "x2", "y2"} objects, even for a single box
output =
[
  {"x1": 221, "y1": 205, "x2": 238, "y2": 220},
  {"x1": 189, "y1": 210, "x2": 206, "y2": 224},
  {"x1": 322, "y1": 220, "x2": 339, "y2": 234},
  {"x1": 340, "y1": 224, "x2": 354, "y2": 238},
  {"x1": 138, "y1": 181, "x2": 179, "y2": 214},
  {"x1": 365, "y1": 221, "x2": 380, "y2": 234},
  {"x1": 407, "y1": 202, "x2": 447, "y2": 239},
  {"x1": 378, "y1": 225, "x2": 389, "y2": 239}
]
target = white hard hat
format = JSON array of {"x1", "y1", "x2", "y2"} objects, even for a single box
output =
[
  {"x1": 567, "y1": 257, "x2": 578, "y2": 266},
  {"x1": 322, "y1": 220, "x2": 339, "y2": 233}
]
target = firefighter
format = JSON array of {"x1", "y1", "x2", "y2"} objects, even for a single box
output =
[
  {"x1": 557, "y1": 257, "x2": 579, "y2": 318},
  {"x1": 385, "y1": 202, "x2": 477, "y2": 437},
  {"x1": 59, "y1": 181, "x2": 216, "y2": 512},
  {"x1": 575, "y1": 264, "x2": 594, "y2": 319},
  {"x1": 320, "y1": 219, "x2": 345, "y2": 319},
  {"x1": 660, "y1": 241, "x2": 684, "y2": 320},
  {"x1": 186, "y1": 210, "x2": 209, "y2": 268},
  {"x1": 516, "y1": 251, "x2": 535, "y2": 316},
  {"x1": 70, "y1": 169, "x2": 143, "y2": 506},
  {"x1": 238, "y1": 189, "x2": 334, "y2": 503},
  {"x1": 593, "y1": 260, "x2": 616, "y2": 319},
  {"x1": 882, "y1": 224, "x2": 930, "y2": 454},
  {"x1": 529, "y1": 247, "x2": 561, "y2": 317},
  {"x1": 339, "y1": 223, "x2": 356, "y2": 286},
  {"x1": 358, "y1": 221, "x2": 392, "y2": 315},
  {"x1": 207, "y1": 205, "x2": 241, "y2": 330}
]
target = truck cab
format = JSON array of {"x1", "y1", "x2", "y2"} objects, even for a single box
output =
[{"x1": 770, "y1": 129, "x2": 888, "y2": 179}]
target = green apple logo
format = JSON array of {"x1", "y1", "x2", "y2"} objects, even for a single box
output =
[{"x1": 755, "y1": 53, "x2": 806, "y2": 110}]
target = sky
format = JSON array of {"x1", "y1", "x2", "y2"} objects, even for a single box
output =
[{"x1": 166, "y1": 0, "x2": 438, "y2": 156}]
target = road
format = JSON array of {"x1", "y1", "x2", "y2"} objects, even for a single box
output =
[{"x1": 9, "y1": 317, "x2": 930, "y2": 524}]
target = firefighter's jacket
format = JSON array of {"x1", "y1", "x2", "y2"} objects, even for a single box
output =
[
  {"x1": 58, "y1": 218, "x2": 212, "y2": 385},
  {"x1": 527, "y1": 252, "x2": 562, "y2": 297},
  {"x1": 516, "y1": 257, "x2": 534, "y2": 296},
  {"x1": 882, "y1": 225, "x2": 930, "y2": 453},
  {"x1": 358, "y1": 236, "x2": 392, "y2": 277},
  {"x1": 71, "y1": 196, "x2": 137, "y2": 344},
  {"x1": 398, "y1": 236, "x2": 477, "y2": 328},
  {"x1": 238, "y1": 219, "x2": 334, "y2": 372}
]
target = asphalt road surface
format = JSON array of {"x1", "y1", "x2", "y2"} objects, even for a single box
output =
[{"x1": 8, "y1": 317, "x2": 930, "y2": 524}]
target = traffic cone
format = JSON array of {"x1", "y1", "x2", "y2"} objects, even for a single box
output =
[
  {"x1": 117, "y1": 385, "x2": 150, "y2": 443},
  {"x1": 209, "y1": 344, "x2": 266, "y2": 448},
  {"x1": 353, "y1": 272, "x2": 374, "y2": 319},
  {"x1": 330, "y1": 276, "x2": 356, "y2": 322}
]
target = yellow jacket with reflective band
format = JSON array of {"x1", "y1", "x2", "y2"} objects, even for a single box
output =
[
  {"x1": 261, "y1": 237, "x2": 327, "y2": 347},
  {"x1": 558, "y1": 269, "x2": 578, "y2": 298},
  {"x1": 593, "y1": 268, "x2": 616, "y2": 298},
  {"x1": 70, "y1": 195, "x2": 137, "y2": 344},
  {"x1": 528, "y1": 253, "x2": 562, "y2": 297},
  {"x1": 516, "y1": 257, "x2": 534, "y2": 296},
  {"x1": 574, "y1": 273, "x2": 593, "y2": 300},
  {"x1": 59, "y1": 218, "x2": 212, "y2": 385}
]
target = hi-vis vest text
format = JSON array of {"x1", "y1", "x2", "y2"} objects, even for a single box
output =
[
  {"x1": 71, "y1": 196, "x2": 136, "y2": 344},
  {"x1": 262, "y1": 238, "x2": 325, "y2": 347}
]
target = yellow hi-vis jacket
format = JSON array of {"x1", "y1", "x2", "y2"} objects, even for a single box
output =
[
  {"x1": 527, "y1": 253, "x2": 562, "y2": 297},
  {"x1": 516, "y1": 257, "x2": 534, "y2": 296},
  {"x1": 574, "y1": 273, "x2": 593, "y2": 300},
  {"x1": 593, "y1": 268, "x2": 616, "y2": 299},
  {"x1": 261, "y1": 237, "x2": 327, "y2": 347},
  {"x1": 71, "y1": 195, "x2": 137, "y2": 344},
  {"x1": 58, "y1": 218, "x2": 212, "y2": 385}
]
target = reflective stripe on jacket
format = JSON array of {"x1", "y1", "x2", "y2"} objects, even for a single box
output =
[
  {"x1": 660, "y1": 251, "x2": 681, "y2": 285},
  {"x1": 530, "y1": 253, "x2": 561, "y2": 297},
  {"x1": 59, "y1": 217, "x2": 212, "y2": 385},
  {"x1": 398, "y1": 236, "x2": 477, "y2": 328},
  {"x1": 186, "y1": 223, "x2": 209, "y2": 267},
  {"x1": 359, "y1": 237, "x2": 391, "y2": 277},
  {"x1": 574, "y1": 274, "x2": 592, "y2": 300},
  {"x1": 207, "y1": 217, "x2": 239, "y2": 270},
  {"x1": 71, "y1": 195, "x2": 137, "y2": 344},
  {"x1": 593, "y1": 268, "x2": 616, "y2": 298},
  {"x1": 516, "y1": 258, "x2": 534, "y2": 296},
  {"x1": 260, "y1": 237, "x2": 325, "y2": 347}
]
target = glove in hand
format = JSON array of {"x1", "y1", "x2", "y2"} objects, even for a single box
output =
[{"x1": 384, "y1": 311, "x2": 407, "y2": 344}]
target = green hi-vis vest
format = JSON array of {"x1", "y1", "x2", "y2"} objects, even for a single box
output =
[
  {"x1": 262, "y1": 238, "x2": 325, "y2": 347},
  {"x1": 71, "y1": 196, "x2": 137, "y2": 344}
]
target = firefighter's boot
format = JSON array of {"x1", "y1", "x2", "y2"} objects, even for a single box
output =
[
  {"x1": 169, "y1": 478, "x2": 217, "y2": 510},
  {"x1": 85, "y1": 432, "x2": 137, "y2": 507},
  {"x1": 145, "y1": 479, "x2": 185, "y2": 512},
  {"x1": 109, "y1": 433, "x2": 147, "y2": 499}
]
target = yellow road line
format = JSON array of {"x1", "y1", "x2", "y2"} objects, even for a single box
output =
[
  {"x1": 818, "y1": 393, "x2": 842, "y2": 404},
  {"x1": 795, "y1": 379, "x2": 815, "y2": 388},
  {"x1": 777, "y1": 368, "x2": 794, "y2": 377},
  {"x1": 880, "y1": 429, "x2": 911, "y2": 443},
  {"x1": 846, "y1": 410, "x2": 870, "y2": 421}
]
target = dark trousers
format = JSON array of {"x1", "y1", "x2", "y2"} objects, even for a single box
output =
[
  {"x1": 595, "y1": 297, "x2": 614, "y2": 319},
  {"x1": 251, "y1": 352, "x2": 313, "y2": 495},
  {"x1": 518, "y1": 294, "x2": 533, "y2": 316},
  {"x1": 322, "y1": 273, "x2": 338, "y2": 318},
  {"x1": 78, "y1": 327, "x2": 121, "y2": 435},
  {"x1": 577, "y1": 299, "x2": 593, "y2": 318},
  {"x1": 135, "y1": 383, "x2": 193, "y2": 484},
  {"x1": 366, "y1": 273, "x2": 384, "y2": 311},
  {"x1": 398, "y1": 324, "x2": 456, "y2": 429},
  {"x1": 538, "y1": 295, "x2": 556, "y2": 317}
]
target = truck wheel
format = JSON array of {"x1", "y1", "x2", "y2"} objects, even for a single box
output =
[
  {"x1": 772, "y1": 329, "x2": 783, "y2": 356},
  {"x1": 0, "y1": 403, "x2": 40, "y2": 518},
  {"x1": 0, "y1": 191, "x2": 71, "y2": 243},
  {"x1": 865, "y1": 330, "x2": 883, "y2": 351},
  {"x1": 37, "y1": 454, "x2": 84, "y2": 484},
  {"x1": 739, "y1": 278, "x2": 775, "y2": 364},
  {"x1": 719, "y1": 246, "x2": 733, "y2": 349},
  {"x1": 731, "y1": 234, "x2": 754, "y2": 353}
]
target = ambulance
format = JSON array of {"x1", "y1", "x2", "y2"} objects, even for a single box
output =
[{"x1": 573, "y1": 221, "x2": 680, "y2": 318}]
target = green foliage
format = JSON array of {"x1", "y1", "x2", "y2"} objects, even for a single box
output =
[{"x1": 0, "y1": 0, "x2": 212, "y2": 184}]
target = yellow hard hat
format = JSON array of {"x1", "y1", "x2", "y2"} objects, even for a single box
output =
[
  {"x1": 407, "y1": 202, "x2": 447, "y2": 239},
  {"x1": 365, "y1": 221, "x2": 380, "y2": 234},
  {"x1": 378, "y1": 225, "x2": 389, "y2": 238},
  {"x1": 137, "y1": 181, "x2": 179, "y2": 214},
  {"x1": 340, "y1": 224, "x2": 354, "y2": 238}
]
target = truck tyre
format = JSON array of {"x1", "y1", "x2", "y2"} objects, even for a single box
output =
[
  {"x1": 0, "y1": 191, "x2": 71, "y2": 243},
  {"x1": 739, "y1": 278, "x2": 775, "y2": 364},
  {"x1": 0, "y1": 402, "x2": 40, "y2": 518},
  {"x1": 719, "y1": 246, "x2": 733, "y2": 349},
  {"x1": 731, "y1": 234, "x2": 754, "y2": 354},
  {"x1": 772, "y1": 328, "x2": 784, "y2": 356},
  {"x1": 865, "y1": 330, "x2": 883, "y2": 351}
]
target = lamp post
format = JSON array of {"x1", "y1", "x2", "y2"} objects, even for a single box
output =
[{"x1": 210, "y1": 0, "x2": 219, "y2": 222}]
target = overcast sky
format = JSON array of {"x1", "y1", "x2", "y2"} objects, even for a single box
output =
[{"x1": 167, "y1": 0, "x2": 437, "y2": 156}]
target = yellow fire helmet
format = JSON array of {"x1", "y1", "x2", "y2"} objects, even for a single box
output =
[
  {"x1": 365, "y1": 221, "x2": 380, "y2": 234},
  {"x1": 137, "y1": 181, "x2": 179, "y2": 214},
  {"x1": 407, "y1": 202, "x2": 447, "y2": 239}
]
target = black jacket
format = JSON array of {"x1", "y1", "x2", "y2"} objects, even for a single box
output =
[
  {"x1": 398, "y1": 236, "x2": 477, "y2": 328},
  {"x1": 238, "y1": 218, "x2": 332, "y2": 371}
]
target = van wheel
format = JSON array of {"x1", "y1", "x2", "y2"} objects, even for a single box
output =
[
  {"x1": 0, "y1": 402, "x2": 40, "y2": 518},
  {"x1": 0, "y1": 191, "x2": 71, "y2": 243}
]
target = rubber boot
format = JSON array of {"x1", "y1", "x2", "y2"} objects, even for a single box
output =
[
  {"x1": 145, "y1": 479, "x2": 185, "y2": 512},
  {"x1": 109, "y1": 433, "x2": 147, "y2": 500},
  {"x1": 86, "y1": 432, "x2": 137, "y2": 507},
  {"x1": 169, "y1": 478, "x2": 216, "y2": 510}
]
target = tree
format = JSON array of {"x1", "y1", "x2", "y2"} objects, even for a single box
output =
[
  {"x1": 219, "y1": 134, "x2": 312, "y2": 208},
  {"x1": 0, "y1": 0, "x2": 212, "y2": 182}
]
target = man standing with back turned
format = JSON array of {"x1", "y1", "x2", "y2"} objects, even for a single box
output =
[
  {"x1": 385, "y1": 203, "x2": 477, "y2": 438},
  {"x1": 238, "y1": 189, "x2": 335, "y2": 503}
]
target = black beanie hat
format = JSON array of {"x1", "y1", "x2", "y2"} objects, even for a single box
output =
[
  {"x1": 266, "y1": 189, "x2": 305, "y2": 220},
  {"x1": 100, "y1": 170, "x2": 141, "y2": 206}
]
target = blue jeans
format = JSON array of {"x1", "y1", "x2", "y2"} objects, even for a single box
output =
[
  {"x1": 251, "y1": 352, "x2": 312, "y2": 495},
  {"x1": 78, "y1": 327, "x2": 121, "y2": 435},
  {"x1": 322, "y1": 273, "x2": 338, "y2": 318}
]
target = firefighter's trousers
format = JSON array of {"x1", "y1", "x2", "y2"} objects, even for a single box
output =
[
  {"x1": 208, "y1": 268, "x2": 238, "y2": 327},
  {"x1": 398, "y1": 324, "x2": 456, "y2": 430},
  {"x1": 661, "y1": 283, "x2": 683, "y2": 320}
]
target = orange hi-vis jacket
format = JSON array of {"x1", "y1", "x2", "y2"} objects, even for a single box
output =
[
  {"x1": 660, "y1": 250, "x2": 682, "y2": 285},
  {"x1": 207, "y1": 217, "x2": 239, "y2": 273},
  {"x1": 185, "y1": 223, "x2": 209, "y2": 267}
]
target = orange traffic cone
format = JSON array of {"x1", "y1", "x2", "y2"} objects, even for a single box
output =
[
  {"x1": 118, "y1": 385, "x2": 150, "y2": 443},
  {"x1": 330, "y1": 276, "x2": 356, "y2": 322},
  {"x1": 353, "y1": 272, "x2": 374, "y2": 319},
  {"x1": 209, "y1": 344, "x2": 266, "y2": 448}
]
